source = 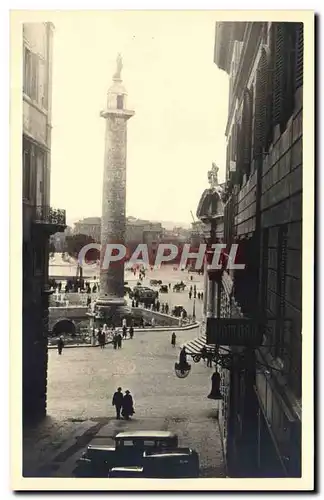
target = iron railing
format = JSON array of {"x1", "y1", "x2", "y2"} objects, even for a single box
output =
[{"x1": 34, "y1": 205, "x2": 66, "y2": 227}]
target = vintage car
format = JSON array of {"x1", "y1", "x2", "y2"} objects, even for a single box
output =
[
  {"x1": 159, "y1": 285, "x2": 168, "y2": 293},
  {"x1": 149, "y1": 279, "x2": 162, "y2": 286},
  {"x1": 133, "y1": 286, "x2": 158, "y2": 303},
  {"x1": 73, "y1": 431, "x2": 199, "y2": 478},
  {"x1": 173, "y1": 282, "x2": 186, "y2": 292},
  {"x1": 172, "y1": 305, "x2": 187, "y2": 318},
  {"x1": 108, "y1": 449, "x2": 199, "y2": 478}
]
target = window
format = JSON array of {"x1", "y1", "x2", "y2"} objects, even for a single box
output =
[
  {"x1": 272, "y1": 23, "x2": 302, "y2": 133},
  {"x1": 117, "y1": 95, "x2": 124, "y2": 109},
  {"x1": 23, "y1": 138, "x2": 31, "y2": 200},
  {"x1": 118, "y1": 440, "x2": 134, "y2": 447},
  {"x1": 23, "y1": 47, "x2": 32, "y2": 96},
  {"x1": 23, "y1": 46, "x2": 39, "y2": 102},
  {"x1": 36, "y1": 149, "x2": 45, "y2": 206}
]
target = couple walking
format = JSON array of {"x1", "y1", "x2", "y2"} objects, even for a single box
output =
[{"x1": 112, "y1": 387, "x2": 135, "y2": 420}]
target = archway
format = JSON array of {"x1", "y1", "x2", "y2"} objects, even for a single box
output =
[{"x1": 52, "y1": 319, "x2": 76, "y2": 336}]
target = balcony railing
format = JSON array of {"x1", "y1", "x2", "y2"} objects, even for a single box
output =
[{"x1": 34, "y1": 205, "x2": 66, "y2": 228}]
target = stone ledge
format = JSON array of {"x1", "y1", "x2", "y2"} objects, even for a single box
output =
[{"x1": 48, "y1": 322, "x2": 200, "y2": 349}]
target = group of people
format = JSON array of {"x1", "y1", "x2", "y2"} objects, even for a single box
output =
[
  {"x1": 112, "y1": 387, "x2": 135, "y2": 420},
  {"x1": 93, "y1": 320, "x2": 135, "y2": 349},
  {"x1": 50, "y1": 278, "x2": 100, "y2": 295},
  {"x1": 188, "y1": 285, "x2": 203, "y2": 301}
]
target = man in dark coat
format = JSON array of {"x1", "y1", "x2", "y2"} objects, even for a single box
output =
[
  {"x1": 129, "y1": 326, "x2": 134, "y2": 339},
  {"x1": 171, "y1": 332, "x2": 176, "y2": 347},
  {"x1": 122, "y1": 390, "x2": 135, "y2": 420},
  {"x1": 112, "y1": 387, "x2": 124, "y2": 420},
  {"x1": 117, "y1": 332, "x2": 122, "y2": 348},
  {"x1": 57, "y1": 336, "x2": 64, "y2": 355},
  {"x1": 122, "y1": 325, "x2": 127, "y2": 339}
]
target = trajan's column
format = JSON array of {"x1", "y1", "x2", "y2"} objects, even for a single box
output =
[{"x1": 96, "y1": 54, "x2": 135, "y2": 323}]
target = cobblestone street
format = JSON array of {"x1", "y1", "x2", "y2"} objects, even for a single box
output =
[{"x1": 24, "y1": 323, "x2": 225, "y2": 478}]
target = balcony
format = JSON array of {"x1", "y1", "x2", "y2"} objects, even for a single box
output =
[{"x1": 33, "y1": 205, "x2": 66, "y2": 233}]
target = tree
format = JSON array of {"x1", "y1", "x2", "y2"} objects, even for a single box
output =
[{"x1": 65, "y1": 233, "x2": 97, "y2": 278}]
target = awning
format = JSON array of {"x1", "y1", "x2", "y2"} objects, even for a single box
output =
[{"x1": 182, "y1": 334, "x2": 217, "y2": 355}]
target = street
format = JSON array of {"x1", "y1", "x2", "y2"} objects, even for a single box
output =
[
  {"x1": 22, "y1": 266, "x2": 225, "y2": 478},
  {"x1": 44, "y1": 327, "x2": 224, "y2": 477}
]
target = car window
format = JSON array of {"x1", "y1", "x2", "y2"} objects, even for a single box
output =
[
  {"x1": 143, "y1": 440, "x2": 155, "y2": 447},
  {"x1": 118, "y1": 440, "x2": 134, "y2": 447}
]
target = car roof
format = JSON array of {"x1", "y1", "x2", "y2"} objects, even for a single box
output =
[{"x1": 115, "y1": 431, "x2": 177, "y2": 439}]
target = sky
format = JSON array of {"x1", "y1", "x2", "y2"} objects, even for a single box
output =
[{"x1": 49, "y1": 11, "x2": 229, "y2": 227}]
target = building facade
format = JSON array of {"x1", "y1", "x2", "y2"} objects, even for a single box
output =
[
  {"x1": 73, "y1": 217, "x2": 101, "y2": 242},
  {"x1": 23, "y1": 23, "x2": 66, "y2": 422},
  {"x1": 214, "y1": 21, "x2": 303, "y2": 477}
]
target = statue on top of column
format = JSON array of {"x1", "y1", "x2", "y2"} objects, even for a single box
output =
[
  {"x1": 113, "y1": 53, "x2": 123, "y2": 80},
  {"x1": 208, "y1": 163, "x2": 219, "y2": 189}
]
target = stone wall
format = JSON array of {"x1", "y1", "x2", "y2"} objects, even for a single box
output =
[
  {"x1": 131, "y1": 308, "x2": 180, "y2": 327},
  {"x1": 260, "y1": 90, "x2": 302, "y2": 398}
]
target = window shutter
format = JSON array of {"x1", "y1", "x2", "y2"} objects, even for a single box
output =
[
  {"x1": 242, "y1": 90, "x2": 252, "y2": 177},
  {"x1": 265, "y1": 27, "x2": 275, "y2": 151},
  {"x1": 253, "y1": 54, "x2": 267, "y2": 159},
  {"x1": 259, "y1": 49, "x2": 268, "y2": 150},
  {"x1": 236, "y1": 123, "x2": 243, "y2": 186},
  {"x1": 272, "y1": 23, "x2": 285, "y2": 127},
  {"x1": 226, "y1": 140, "x2": 230, "y2": 180},
  {"x1": 295, "y1": 23, "x2": 304, "y2": 90}
]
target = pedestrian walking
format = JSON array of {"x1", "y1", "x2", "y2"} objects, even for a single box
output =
[
  {"x1": 207, "y1": 349, "x2": 213, "y2": 368},
  {"x1": 129, "y1": 326, "x2": 134, "y2": 339},
  {"x1": 140, "y1": 317, "x2": 144, "y2": 329},
  {"x1": 189, "y1": 291, "x2": 192, "y2": 300},
  {"x1": 194, "y1": 290, "x2": 197, "y2": 299},
  {"x1": 113, "y1": 333, "x2": 118, "y2": 350},
  {"x1": 156, "y1": 300, "x2": 160, "y2": 312},
  {"x1": 117, "y1": 332, "x2": 122, "y2": 349},
  {"x1": 161, "y1": 303, "x2": 165, "y2": 314},
  {"x1": 151, "y1": 317, "x2": 155, "y2": 328},
  {"x1": 171, "y1": 332, "x2": 176, "y2": 347},
  {"x1": 179, "y1": 346, "x2": 187, "y2": 366},
  {"x1": 201, "y1": 292, "x2": 204, "y2": 301},
  {"x1": 168, "y1": 283, "x2": 171, "y2": 290},
  {"x1": 197, "y1": 292, "x2": 201, "y2": 300},
  {"x1": 165, "y1": 303, "x2": 169, "y2": 315},
  {"x1": 112, "y1": 387, "x2": 124, "y2": 420},
  {"x1": 57, "y1": 335, "x2": 64, "y2": 355},
  {"x1": 122, "y1": 325, "x2": 127, "y2": 339},
  {"x1": 122, "y1": 390, "x2": 135, "y2": 420},
  {"x1": 201, "y1": 345, "x2": 207, "y2": 363}
]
